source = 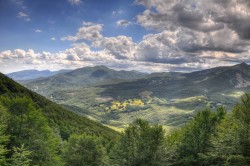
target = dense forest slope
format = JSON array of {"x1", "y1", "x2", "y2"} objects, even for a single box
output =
[{"x1": 0, "y1": 73, "x2": 118, "y2": 140}]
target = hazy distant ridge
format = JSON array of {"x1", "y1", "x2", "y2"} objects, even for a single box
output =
[{"x1": 7, "y1": 69, "x2": 71, "y2": 80}]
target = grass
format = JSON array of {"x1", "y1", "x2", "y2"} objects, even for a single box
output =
[
  {"x1": 172, "y1": 95, "x2": 206, "y2": 103},
  {"x1": 224, "y1": 91, "x2": 245, "y2": 98}
]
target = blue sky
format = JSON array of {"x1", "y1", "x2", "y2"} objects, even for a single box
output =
[
  {"x1": 1, "y1": 0, "x2": 250, "y2": 73},
  {"x1": 0, "y1": 0, "x2": 146, "y2": 52}
]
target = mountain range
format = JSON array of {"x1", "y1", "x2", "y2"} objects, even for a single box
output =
[
  {"x1": 6, "y1": 63, "x2": 250, "y2": 129},
  {"x1": 6, "y1": 69, "x2": 71, "y2": 81}
]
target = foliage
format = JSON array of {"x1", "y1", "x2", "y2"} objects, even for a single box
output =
[
  {"x1": 1, "y1": 72, "x2": 250, "y2": 165},
  {"x1": 62, "y1": 134, "x2": 110, "y2": 166},
  {"x1": 206, "y1": 94, "x2": 250, "y2": 165},
  {"x1": 0, "y1": 104, "x2": 9, "y2": 166},
  {"x1": 110, "y1": 119, "x2": 166, "y2": 166},
  {"x1": 5, "y1": 97, "x2": 62, "y2": 166},
  {"x1": 0, "y1": 73, "x2": 119, "y2": 141},
  {"x1": 166, "y1": 107, "x2": 226, "y2": 165},
  {"x1": 10, "y1": 144, "x2": 31, "y2": 166}
]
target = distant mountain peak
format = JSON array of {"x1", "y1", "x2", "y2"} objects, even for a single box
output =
[
  {"x1": 239, "y1": 62, "x2": 248, "y2": 66},
  {"x1": 233, "y1": 62, "x2": 249, "y2": 69}
]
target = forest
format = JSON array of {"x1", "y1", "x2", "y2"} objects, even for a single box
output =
[{"x1": 0, "y1": 73, "x2": 249, "y2": 165}]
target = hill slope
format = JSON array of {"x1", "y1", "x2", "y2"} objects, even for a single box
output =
[{"x1": 0, "y1": 73, "x2": 118, "y2": 140}]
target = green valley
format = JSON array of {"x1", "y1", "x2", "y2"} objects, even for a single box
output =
[{"x1": 21, "y1": 63, "x2": 250, "y2": 130}]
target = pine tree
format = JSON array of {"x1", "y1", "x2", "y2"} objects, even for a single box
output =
[{"x1": 10, "y1": 144, "x2": 31, "y2": 166}]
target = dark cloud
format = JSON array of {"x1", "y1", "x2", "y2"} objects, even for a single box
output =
[
  {"x1": 180, "y1": 44, "x2": 245, "y2": 54},
  {"x1": 137, "y1": 0, "x2": 250, "y2": 41},
  {"x1": 210, "y1": 0, "x2": 250, "y2": 40},
  {"x1": 141, "y1": 57, "x2": 188, "y2": 65},
  {"x1": 216, "y1": 15, "x2": 250, "y2": 40},
  {"x1": 173, "y1": 3, "x2": 224, "y2": 32},
  {"x1": 137, "y1": 1, "x2": 225, "y2": 33}
]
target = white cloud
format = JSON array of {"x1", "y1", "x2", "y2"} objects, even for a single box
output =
[
  {"x1": 135, "y1": 30, "x2": 190, "y2": 64},
  {"x1": 0, "y1": 50, "x2": 12, "y2": 59},
  {"x1": 18, "y1": 12, "x2": 28, "y2": 17},
  {"x1": 93, "y1": 36, "x2": 136, "y2": 59},
  {"x1": 112, "y1": 10, "x2": 123, "y2": 15},
  {"x1": 34, "y1": 29, "x2": 42, "y2": 33},
  {"x1": 17, "y1": 12, "x2": 31, "y2": 22},
  {"x1": 0, "y1": 49, "x2": 39, "y2": 59},
  {"x1": 116, "y1": 20, "x2": 132, "y2": 27},
  {"x1": 68, "y1": 0, "x2": 82, "y2": 5},
  {"x1": 4, "y1": 0, "x2": 250, "y2": 73},
  {"x1": 51, "y1": 37, "x2": 56, "y2": 41},
  {"x1": 61, "y1": 22, "x2": 103, "y2": 42},
  {"x1": 134, "y1": 0, "x2": 155, "y2": 8}
]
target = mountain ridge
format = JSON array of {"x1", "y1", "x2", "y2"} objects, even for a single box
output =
[{"x1": 7, "y1": 69, "x2": 71, "y2": 81}]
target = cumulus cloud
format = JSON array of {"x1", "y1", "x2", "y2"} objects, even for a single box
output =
[
  {"x1": 116, "y1": 20, "x2": 132, "y2": 27},
  {"x1": 0, "y1": 50, "x2": 12, "y2": 59},
  {"x1": 3, "y1": 0, "x2": 250, "y2": 73},
  {"x1": 136, "y1": 0, "x2": 224, "y2": 32},
  {"x1": 210, "y1": 0, "x2": 250, "y2": 40},
  {"x1": 61, "y1": 22, "x2": 103, "y2": 42},
  {"x1": 136, "y1": 30, "x2": 182, "y2": 63},
  {"x1": 136, "y1": 0, "x2": 250, "y2": 40},
  {"x1": 93, "y1": 36, "x2": 136, "y2": 59},
  {"x1": 51, "y1": 37, "x2": 56, "y2": 41},
  {"x1": 0, "y1": 49, "x2": 38, "y2": 59},
  {"x1": 133, "y1": 0, "x2": 250, "y2": 66}
]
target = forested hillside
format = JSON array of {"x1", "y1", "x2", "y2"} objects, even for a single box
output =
[
  {"x1": 0, "y1": 73, "x2": 120, "y2": 165},
  {"x1": 0, "y1": 73, "x2": 118, "y2": 140}
]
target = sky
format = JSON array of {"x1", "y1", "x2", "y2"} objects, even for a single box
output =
[{"x1": 1, "y1": 0, "x2": 250, "y2": 73}]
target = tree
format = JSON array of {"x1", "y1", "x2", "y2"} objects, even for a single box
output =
[
  {"x1": 233, "y1": 94, "x2": 250, "y2": 159},
  {"x1": 10, "y1": 144, "x2": 31, "y2": 166},
  {"x1": 208, "y1": 94, "x2": 250, "y2": 165},
  {"x1": 62, "y1": 134, "x2": 109, "y2": 166},
  {"x1": 166, "y1": 107, "x2": 226, "y2": 165},
  {"x1": 6, "y1": 97, "x2": 62, "y2": 166},
  {"x1": 0, "y1": 103, "x2": 9, "y2": 166},
  {"x1": 111, "y1": 119, "x2": 166, "y2": 166}
]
